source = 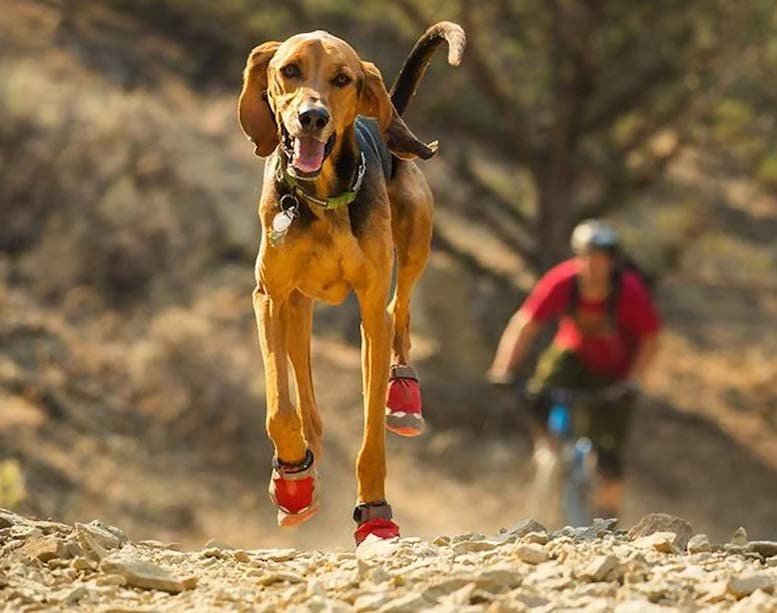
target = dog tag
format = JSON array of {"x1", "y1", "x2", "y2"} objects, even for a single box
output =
[{"x1": 269, "y1": 195, "x2": 299, "y2": 246}]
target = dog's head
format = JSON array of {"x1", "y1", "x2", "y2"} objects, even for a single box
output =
[{"x1": 238, "y1": 32, "x2": 433, "y2": 175}]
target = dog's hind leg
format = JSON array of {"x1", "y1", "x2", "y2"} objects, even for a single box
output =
[
  {"x1": 254, "y1": 285, "x2": 319, "y2": 526},
  {"x1": 284, "y1": 290, "x2": 324, "y2": 460},
  {"x1": 385, "y1": 161, "x2": 433, "y2": 436},
  {"x1": 389, "y1": 220, "x2": 431, "y2": 366}
]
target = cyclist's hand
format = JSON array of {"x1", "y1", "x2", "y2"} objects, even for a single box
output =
[{"x1": 486, "y1": 368, "x2": 516, "y2": 387}]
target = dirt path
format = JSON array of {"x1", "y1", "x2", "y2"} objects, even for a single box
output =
[{"x1": 2, "y1": 509, "x2": 776, "y2": 612}]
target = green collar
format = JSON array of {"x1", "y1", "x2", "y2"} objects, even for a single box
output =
[{"x1": 277, "y1": 151, "x2": 367, "y2": 210}]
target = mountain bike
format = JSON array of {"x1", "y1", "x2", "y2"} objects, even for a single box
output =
[{"x1": 523, "y1": 384, "x2": 636, "y2": 527}]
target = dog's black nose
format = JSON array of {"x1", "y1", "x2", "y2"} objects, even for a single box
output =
[{"x1": 299, "y1": 106, "x2": 330, "y2": 132}]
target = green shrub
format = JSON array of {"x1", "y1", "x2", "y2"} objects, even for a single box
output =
[
  {"x1": 756, "y1": 154, "x2": 777, "y2": 192},
  {"x1": 0, "y1": 459, "x2": 26, "y2": 509}
]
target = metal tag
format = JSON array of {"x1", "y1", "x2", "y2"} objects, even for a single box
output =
[{"x1": 269, "y1": 194, "x2": 299, "y2": 246}]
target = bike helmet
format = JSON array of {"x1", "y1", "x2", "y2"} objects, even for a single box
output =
[{"x1": 570, "y1": 219, "x2": 620, "y2": 255}]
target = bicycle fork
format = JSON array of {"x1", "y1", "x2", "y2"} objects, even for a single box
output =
[
  {"x1": 561, "y1": 437, "x2": 594, "y2": 527},
  {"x1": 548, "y1": 401, "x2": 595, "y2": 527}
]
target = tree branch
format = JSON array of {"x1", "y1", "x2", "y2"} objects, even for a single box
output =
[
  {"x1": 457, "y1": 0, "x2": 535, "y2": 162},
  {"x1": 431, "y1": 228, "x2": 522, "y2": 289},
  {"x1": 390, "y1": 0, "x2": 429, "y2": 30},
  {"x1": 582, "y1": 61, "x2": 678, "y2": 134},
  {"x1": 429, "y1": 106, "x2": 532, "y2": 166},
  {"x1": 619, "y1": 90, "x2": 695, "y2": 156},
  {"x1": 574, "y1": 135, "x2": 685, "y2": 224},
  {"x1": 457, "y1": 155, "x2": 533, "y2": 230},
  {"x1": 459, "y1": 205, "x2": 536, "y2": 266}
]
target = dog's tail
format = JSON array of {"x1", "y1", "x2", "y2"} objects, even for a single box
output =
[{"x1": 390, "y1": 21, "x2": 465, "y2": 117}]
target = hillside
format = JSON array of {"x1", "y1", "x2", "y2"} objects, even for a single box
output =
[{"x1": 0, "y1": 0, "x2": 776, "y2": 554}]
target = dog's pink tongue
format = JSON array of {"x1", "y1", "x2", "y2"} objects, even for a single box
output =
[{"x1": 292, "y1": 137, "x2": 325, "y2": 173}]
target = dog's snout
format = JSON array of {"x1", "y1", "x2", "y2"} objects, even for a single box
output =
[{"x1": 299, "y1": 105, "x2": 330, "y2": 132}]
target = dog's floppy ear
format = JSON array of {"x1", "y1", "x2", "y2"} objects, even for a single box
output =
[
  {"x1": 387, "y1": 114, "x2": 438, "y2": 160},
  {"x1": 358, "y1": 61, "x2": 393, "y2": 133},
  {"x1": 238, "y1": 41, "x2": 281, "y2": 157},
  {"x1": 359, "y1": 61, "x2": 438, "y2": 160}
]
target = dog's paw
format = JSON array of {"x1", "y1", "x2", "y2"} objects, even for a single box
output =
[
  {"x1": 354, "y1": 518, "x2": 401, "y2": 545},
  {"x1": 269, "y1": 452, "x2": 320, "y2": 527},
  {"x1": 386, "y1": 366, "x2": 424, "y2": 436}
]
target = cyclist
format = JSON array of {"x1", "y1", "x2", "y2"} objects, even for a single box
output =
[{"x1": 487, "y1": 219, "x2": 661, "y2": 518}]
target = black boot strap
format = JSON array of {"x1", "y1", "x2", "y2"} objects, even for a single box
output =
[
  {"x1": 353, "y1": 501, "x2": 393, "y2": 524},
  {"x1": 273, "y1": 449, "x2": 315, "y2": 475},
  {"x1": 390, "y1": 365, "x2": 419, "y2": 381}
]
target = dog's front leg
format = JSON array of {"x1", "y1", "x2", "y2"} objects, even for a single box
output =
[
  {"x1": 253, "y1": 287, "x2": 305, "y2": 463},
  {"x1": 355, "y1": 282, "x2": 392, "y2": 503},
  {"x1": 254, "y1": 285, "x2": 319, "y2": 526},
  {"x1": 284, "y1": 290, "x2": 323, "y2": 460},
  {"x1": 352, "y1": 276, "x2": 401, "y2": 542}
]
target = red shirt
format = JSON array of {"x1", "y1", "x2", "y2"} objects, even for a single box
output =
[{"x1": 520, "y1": 259, "x2": 661, "y2": 378}]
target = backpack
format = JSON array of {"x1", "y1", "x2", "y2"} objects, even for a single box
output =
[{"x1": 566, "y1": 254, "x2": 654, "y2": 324}]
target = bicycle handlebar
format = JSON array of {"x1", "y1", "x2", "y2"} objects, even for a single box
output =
[{"x1": 498, "y1": 380, "x2": 640, "y2": 406}]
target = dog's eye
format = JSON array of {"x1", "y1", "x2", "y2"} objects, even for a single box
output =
[
  {"x1": 281, "y1": 64, "x2": 300, "y2": 79},
  {"x1": 333, "y1": 73, "x2": 351, "y2": 88}
]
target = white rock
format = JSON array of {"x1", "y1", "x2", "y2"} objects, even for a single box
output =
[
  {"x1": 579, "y1": 555, "x2": 619, "y2": 582},
  {"x1": 511, "y1": 588, "x2": 549, "y2": 608},
  {"x1": 355, "y1": 535, "x2": 400, "y2": 560},
  {"x1": 377, "y1": 592, "x2": 431, "y2": 612},
  {"x1": 523, "y1": 532, "x2": 549, "y2": 545},
  {"x1": 475, "y1": 568, "x2": 521, "y2": 591},
  {"x1": 75, "y1": 522, "x2": 126, "y2": 551},
  {"x1": 615, "y1": 600, "x2": 673, "y2": 612},
  {"x1": 633, "y1": 531, "x2": 679, "y2": 554},
  {"x1": 730, "y1": 526, "x2": 749, "y2": 547},
  {"x1": 256, "y1": 571, "x2": 307, "y2": 586},
  {"x1": 729, "y1": 588, "x2": 777, "y2": 612},
  {"x1": 687, "y1": 534, "x2": 711, "y2": 554},
  {"x1": 249, "y1": 547, "x2": 297, "y2": 562},
  {"x1": 99, "y1": 555, "x2": 197, "y2": 593},
  {"x1": 514, "y1": 544, "x2": 549, "y2": 565},
  {"x1": 0, "y1": 509, "x2": 26, "y2": 528},
  {"x1": 452, "y1": 540, "x2": 499, "y2": 555},
  {"x1": 727, "y1": 573, "x2": 775, "y2": 598},
  {"x1": 423, "y1": 577, "x2": 474, "y2": 600},
  {"x1": 354, "y1": 592, "x2": 392, "y2": 612},
  {"x1": 628, "y1": 513, "x2": 693, "y2": 551},
  {"x1": 507, "y1": 519, "x2": 547, "y2": 538}
]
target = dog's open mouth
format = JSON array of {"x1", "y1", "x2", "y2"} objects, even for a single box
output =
[{"x1": 283, "y1": 130, "x2": 336, "y2": 178}]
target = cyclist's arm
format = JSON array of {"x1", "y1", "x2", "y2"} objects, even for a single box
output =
[
  {"x1": 487, "y1": 311, "x2": 543, "y2": 382},
  {"x1": 628, "y1": 332, "x2": 659, "y2": 384},
  {"x1": 489, "y1": 264, "x2": 569, "y2": 383},
  {"x1": 620, "y1": 273, "x2": 661, "y2": 386}
]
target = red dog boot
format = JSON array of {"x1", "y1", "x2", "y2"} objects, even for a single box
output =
[
  {"x1": 385, "y1": 364, "x2": 424, "y2": 437},
  {"x1": 269, "y1": 449, "x2": 320, "y2": 527},
  {"x1": 353, "y1": 502, "x2": 400, "y2": 545}
]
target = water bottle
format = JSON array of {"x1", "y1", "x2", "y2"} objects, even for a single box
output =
[{"x1": 548, "y1": 403, "x2": 571, "y2": 437}]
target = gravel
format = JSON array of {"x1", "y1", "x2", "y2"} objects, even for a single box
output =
[{"x1": 1, "y1": 509, "x2": 776, "y2": 611}]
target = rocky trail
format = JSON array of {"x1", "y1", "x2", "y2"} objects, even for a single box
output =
[{"x1": 1, "y1": 509, "x2": 776, "y2": 612}]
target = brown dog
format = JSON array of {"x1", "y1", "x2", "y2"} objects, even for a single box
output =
[{"x1": 238, "y1": 22, "x2": 465, "y2": 543}]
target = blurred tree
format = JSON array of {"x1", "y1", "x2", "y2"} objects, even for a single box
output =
[{"x1": 392, "y1": 0, "x2": 760, "y2": 270}]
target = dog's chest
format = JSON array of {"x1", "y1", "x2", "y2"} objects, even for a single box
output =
[{"x1": 293, "y1": 236, "x2": 364, "y2": 305}]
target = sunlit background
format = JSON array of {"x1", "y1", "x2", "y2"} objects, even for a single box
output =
[{"x1": 1, "y1": 0, "x2": 776, "y2": 549}]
